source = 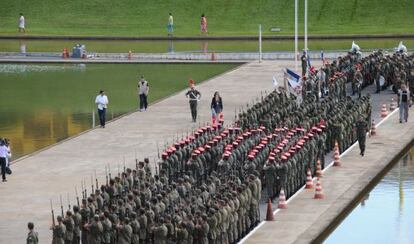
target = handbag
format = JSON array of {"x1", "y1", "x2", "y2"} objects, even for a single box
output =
[{"x1": 5, "y1": 166, "x2": 12, "y2": 175}]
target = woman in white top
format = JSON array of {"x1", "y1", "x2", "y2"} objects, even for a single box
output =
[{"x1": 18, "y1": 13, "x2": 25, "y2": 33}]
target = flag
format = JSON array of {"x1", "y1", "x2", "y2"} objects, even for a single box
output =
[
  {"x1": 272, "y1": 76, "x2": 278, "y2": 87},
  {"x1": 285, "y1": 68, "x2": 302, "y2": 95}
]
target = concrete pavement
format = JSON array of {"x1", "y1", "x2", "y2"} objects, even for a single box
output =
[{"x1": 0, "y1": 60, "x2": 289, "y2": 243}]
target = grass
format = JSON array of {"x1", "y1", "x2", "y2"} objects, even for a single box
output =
[
  {"x1": 0, "y1": 0, "x2": 413, "y2": 37},
  {"x1": 0, "y1": 63, "x2": 239, "y2": 158}
]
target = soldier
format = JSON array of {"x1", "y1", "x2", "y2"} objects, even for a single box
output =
[
  {"x1": 51, "y1": 216, "x2": 66, "y2": 244},
  {"x1": 355, "y1": 115, "x2": 369, "y2": 156},
  {"x1": 72, "y1": 206, "x2": 82, "y2": 244},
  {"x1": 63, "y1": 211, "x2": 75, "y2": 244},
  {"x1": 26, "y1": 222, "x2": 39, "y2": 244},
  {"x1": 301, "y1": 51, "x2": 308, "y2": 76},
  {"x1": 85, "y1": 214, "x2": 103, "y2": 244},
  {"x1": 101, "y1": 212, "x2": 112, "y2": 244},
  {"x1": 129, "y1": 212, "x2": 140, "y2": 244},
  {"x1": 152, "y1": 217, "x2": 168, "y2": 244},
  {"x1": 263, "y1": 157, "x2": 276, "y2": 201},
  {"x1": 117, "y1": 217, "x2": 133, "y2": 244},
  {"x1": 185, "y1": 84, "x2": 202, "y2": 123}
]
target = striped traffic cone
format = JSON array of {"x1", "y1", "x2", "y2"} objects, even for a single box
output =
[
  {"x1": 305, "y1": 168, "x2": 314, "y2": 189},
  {"x1": 380, "y1": 104, "x2": 388, "y2": 118},
  {"x1": 314, "y1": 178, "x2": 324, "y2": 199},
  {"x1": 278, "y1": 188, "x2": 288, "y2": 209},
  {"x1": 316, "y1": 160, "x2": 323, "y2": 178},
  {"x1": 333, "y1": 149, "x2": 341, "y2": 167},
  {"x1": 371, "y1": 120, "x2": 376, "y2": 136},
  {"x1": 390, "y1": 98, "x2": 397, "y2": 111},
  {"x1": 266, "y1": 198, "x2": 274, "y2": 221}
]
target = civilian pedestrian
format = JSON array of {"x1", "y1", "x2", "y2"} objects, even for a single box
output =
[
  {"x1": 138, "y1": 75, "x2": 149, "y2": 112},
  {"x1": 210, "y1": 91, "x2": 223, "y2": 125},
  {"x1": 0, "y1": 139, "x2": 8, "y2": 182},
  {"x1": 200, "y1": 14, "x2": 207, "y2": 34},
  {"x1": 95, "y1": 90, "x2": 109, "y2": 128},
  {"x1": 167, "y1": 13, "x2": 174, "y2": 36},
  {"x1": 398, "y1": 84, "x2": 411, "y2": 123},
  {"x1": 18, "y1": 13, "x2": 25, "y2": 33}
]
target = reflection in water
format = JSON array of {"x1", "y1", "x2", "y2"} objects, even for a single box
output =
[
  {"x1": 168, "y1": 40, "x2": 174, "y2": 53},
  {"x1": 325, "y1": 148, "x2": 414, "y2": 244},
  {"x1": 202, "y1": 41, "x2": 208, "y2": 54}
]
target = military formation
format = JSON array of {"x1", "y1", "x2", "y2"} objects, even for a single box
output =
[{"x1": 47, "y1": 50, "x2": 414, "y2": 244}]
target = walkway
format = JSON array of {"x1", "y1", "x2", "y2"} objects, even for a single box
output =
[
  {"x1": 243, "y1": 106, "x2": 414, "y2": 243},
  {"x1": 0, "y1": 60, "x2": 288, "y2": 243}
]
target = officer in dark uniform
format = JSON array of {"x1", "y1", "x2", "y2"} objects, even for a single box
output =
[
  {"x1": 355, "y1": 115, "x2": 368, "y2": 156},
  {"x1": 185, "y1": 84, "x2": 202, "y2": 122}
]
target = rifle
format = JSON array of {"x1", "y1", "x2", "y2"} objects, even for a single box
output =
[
  {"x1": 105, "y1": 165, "x2": 109, "y2": 186},
  {"x1": 75, "y1": 186, "x2": 80, "y2": 206},
  {"x1": 83, "y1": 179, "x2": 87, "y2": 199},
  {"x1": 91, "y1": 175, "x2": 94, "y2": 194},
  {"x1": 156, "y1": 141, "x2": 160, "y2": 159},
  {"x1": 60, "y1": 195, "x2": 64, "y2": 217},
  {"x1": 123, "y1": 156, "x2": 126, "y2": 173},
  {"x1": 108, "y1": 164, "x2": 112, "y2": 181},
  {"x1": 67, "y1": 192, "x2": 71, "y2": 211},
  {"x1": 154, "y1": 158, "x2": 158, "y2": 175},
  {"x1": 50, "y1": 199, "x2": 55, "y2": 227},
  {"x1": 95, "y1": 170, "x2": 98, "y2": 190},
  {"x1": 117, "y1": 162, "x2": 120, "y2": 177}
]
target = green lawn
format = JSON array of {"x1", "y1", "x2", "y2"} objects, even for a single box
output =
[{"x1": 0, "y1": 0, "x2": 413, "y2": 37}]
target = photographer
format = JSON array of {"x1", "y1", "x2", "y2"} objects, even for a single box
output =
[{"x1": 0, "y1": 138, "x2": 8, "y2": 182}]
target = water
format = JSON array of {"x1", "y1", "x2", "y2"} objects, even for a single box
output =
[
  {"x1": 1, "y1": 38, "x2": 413, "y2": 53},
  {"x1": 0, "y1": 63, "x2": 238, "y2": 160},
  {"x1": 325, "y1": 148, "x2": 414, "y2": 244}
]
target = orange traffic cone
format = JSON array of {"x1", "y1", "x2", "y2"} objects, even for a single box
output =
[
  {"x1": 380, "y1": 104, "x2": 388, "y2": 118},
  {"x1": 128, "y1": 50, "x2": 132, "y2": 60},
  {"x1": 305, "y1": 168, "x2": 314, "y2": 189},
  {"x1": 371, "y1": 120, "x2": 376, "y2": 136},
  {"x1": 316, "y1": 160, "x2": 323, "y2": 178},
  {"x1": 211, "y1": 51, "x2": 216, "y2": 61},
  {"x1": 334, "y1": 140, "x2": 339, "y2": 152},
  {"x1": 266, "y1": 198, "x2": 274, "y2": 221},
  {"x1": 390, "y1": 98, "x2": 397, "y2": 111},
  {"x1": 333, "y1": 149, "x2": 341, "y2": 167},
  {"x1": 277, "y1": 188, "x2": 288, "y2": 209},
  {"x1": 314, "y1": 178, "x2": 324, "y2": 199}
]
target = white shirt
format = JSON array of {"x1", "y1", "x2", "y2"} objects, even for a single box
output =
[
  {"x1": 168, "y1": 16, "x2": 173, "y2": 25},
  {"x1": 139, "y1": 80, "x2": 149, "y2": 95},
  {"x1": 0, "y1": 145, "x2": 8, "y2": 158},
  {"x1": 19, "y1": 16, "x2": 25, "y2": 28},
  {"x1": 95, "y1": 94, "x2": 108, "y2": 110}
]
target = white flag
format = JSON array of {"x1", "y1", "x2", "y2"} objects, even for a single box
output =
[{"x1": 272, "y1": 76, "x2": 278, "y2": 87}]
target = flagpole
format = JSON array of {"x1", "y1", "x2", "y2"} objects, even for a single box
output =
[
  {"x1": 304, "y1": 0, "x2": 308, "y2": 54},
  {"x1": 294, "y1": 0, "x2": 298, "y2": 71}
]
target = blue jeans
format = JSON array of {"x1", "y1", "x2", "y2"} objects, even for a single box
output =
[
  {"x1": 399, "y1": 102, "x2": 409, "y2": 122},
  {"x1": 98, "y1": 108, "x2": 106, "y2": 126}
]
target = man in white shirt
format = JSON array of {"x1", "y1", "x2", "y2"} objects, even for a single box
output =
[
  {"x1": 18, "y1": 13, "x2": 25, "y2": 33},
  {"x1": 138, "y1": 76, "x2": 149, "y2": 112},
  {"x1": 95, "y1": 90, "x2": 109, "y2": 128},
  {"x1": 0, "y1": 139, "x2": 8, "y2": 182}
]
